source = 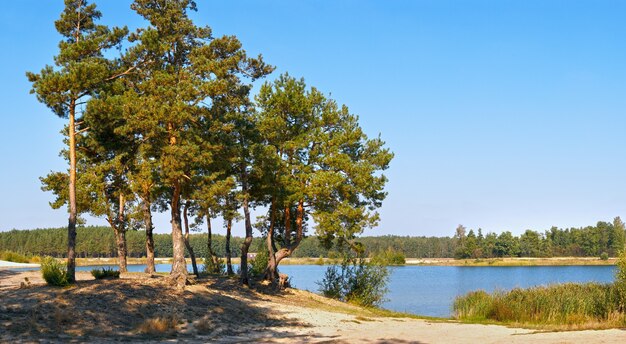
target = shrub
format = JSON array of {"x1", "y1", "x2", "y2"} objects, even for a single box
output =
[
  {"x1": 91, "y1": 267, "x2": 120, "y2": 279},
  {"x1": 601, "y1": 252, "x2": 609, "y2": 261},
  {"x1": 41, "y1": 256, "x2": 69, "y2": 287},
  {"x1": 317, "y1": 258, "x2": 389, "y2": 307},
  {"x1": 202, "y1": 253, "x2": 225, "y2": 275},
  {"x1": 318, "y1": 264, "x2": 344, "y2": 300},
  {"x1": 370, "y1": 247, "x2": 406, "y2": 265},
  {"x1": 250, "y1": 249, "x2": 269, "y2": 277}
]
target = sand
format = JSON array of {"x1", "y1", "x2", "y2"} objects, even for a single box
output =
[
  {"x1": 0, "y1": 270, "x2": 624, "y2": 343},
  {"x1": 0, "y1": 260, "x2": 40, "y2": 269}
]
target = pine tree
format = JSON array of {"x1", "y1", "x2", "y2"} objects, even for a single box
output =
[
  {"x1": 256, "y1": 74, "x2": 393, "y2": 283},
  {"x1": 28, "y1": 0, "x2": 127, "y2": 281},
  {"x1": 126, "y1": 0, "x2": 271, "y2": 287}
]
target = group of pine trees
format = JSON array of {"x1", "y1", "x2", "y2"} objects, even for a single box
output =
[
  {"x1": 3, "y1": 219, "x2": 625, "y2": 260},
  {"x1": 453, "y1": 217, "x2": 626, "y2": 259},
  {"x1": 27, "y1": 0, "x2": 392, "y2": 287}
]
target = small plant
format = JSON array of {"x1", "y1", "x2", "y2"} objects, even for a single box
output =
[
  {"x1": 317, "y1": 258, "x2": 389, "y2": 307},
  {"x1": 250, "y1": 249, "x2": 269, "y2": 277},
  {"x1": 41, "y1": 256, "x2": 69, "y2": 287},
  {"x1": 202, "y1": 254, "x2": 225, "y2": 275},
  {"x1": 91, "y1": 267, "x2": 120, "y2": 279},
  {"x1": 601, "y1": 252, "x2": 609, "y2": 261},
  {"x1": 138, "y1": 315, "x2": 178, "y2": 335}
]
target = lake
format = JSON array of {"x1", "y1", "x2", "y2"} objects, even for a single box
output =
[{"x1": 27, "y1": 263, "x2": 619, "y2": 318}]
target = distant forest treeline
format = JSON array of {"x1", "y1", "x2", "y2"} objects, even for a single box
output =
[{"x1": 2, "y1": 218, "x2": 625, "y2": 259}]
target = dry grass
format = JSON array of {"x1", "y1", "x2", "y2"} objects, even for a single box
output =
[{"x1": 137, "y1": 315, "x2": 179, "y2": 335}]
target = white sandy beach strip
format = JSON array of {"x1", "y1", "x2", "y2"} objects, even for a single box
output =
[{"x1": 0, "y1": 260, "x2": 40, "y2": 269}]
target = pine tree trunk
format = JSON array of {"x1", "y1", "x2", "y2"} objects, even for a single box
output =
[
  {"x1": 116, "y1": 194, "x2": 128, "y2": 272},
  {"x1": 240, "y1": 191, "x2": 253, "y2": 285},
  {"x1": 226, "y1": 218, "x2": 233, "y2": 275},
  {"x1": 183, "y1": 202, "x2": 198, "y2": 277},
  {"x1": 114, "y1": 226, "x2": 128, "y2": 273},
  {"x1": 142, "y1": 199, "x2": 156, "y2": 274},
  {"x1": 275, "y1": 200, "x2": 305, "y2": 267},
  {"x1": 67, "y1": 99, "x2": 77, "y2": 283},
  {"x1": 265, "y1": 201, "x2": 279, "y2": 283},
  {"x1": 170, "y1": 181, "x2": 187, "y2": 288}
]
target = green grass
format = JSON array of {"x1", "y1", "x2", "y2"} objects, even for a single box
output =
[
  {"x1": 91, "y1": 267, "x2": 121, "y2": 279},
  {"x1": 454, "y1": 283, "x2": 626, "y2": 329}
]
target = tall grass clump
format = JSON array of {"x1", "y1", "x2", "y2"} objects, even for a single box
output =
[
  {"x1": 454, "y1": 283, "x2": 625, "y2": 327},
  {"x1": 91, "y1": 267, "x2": 120, "y2": 279},
  {"x1": 616, "y1": 250, "x2": 626, "y2": 311},
  {"x1": 41, "y1": 256, "x2": 69, "y2": 287}
]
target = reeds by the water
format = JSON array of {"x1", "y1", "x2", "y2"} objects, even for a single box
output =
[{"x1": 453, "y1": 283, "x2": 626, "y2": 328}]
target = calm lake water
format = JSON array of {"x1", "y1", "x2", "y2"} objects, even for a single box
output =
[{"x1": 23, "y1": 264, "x2": 618, "y2": 318}]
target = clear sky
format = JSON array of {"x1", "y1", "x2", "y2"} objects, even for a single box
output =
[{"x1": 1, "y1": 1, "x2": 625, "y2": 237}]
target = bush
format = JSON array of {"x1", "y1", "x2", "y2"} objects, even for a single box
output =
[
  {"x1": 318, "y1": 263, "x2": 344, "y2": 300},
  {"x1": 601, "y1": 252, "x2": 609, "y2": 261},
  {"x1": 370, "y1": 247, "x2": 406, "y2": 265},
  {"x1": 250, "y1": 248, "x2": 269, "y2": 277},
  {"x1": 202, "y1": 253, "x2": 225, "y2": 275},
  {"x1": 317, "y1": 258, "x2": 389, "y2": 307},
  {"x1": 91, "y1": 267, "x2": 120, "y2": 279},
  {"x1": 41, "y1": 256, "x2": 69, "y2": 287}
]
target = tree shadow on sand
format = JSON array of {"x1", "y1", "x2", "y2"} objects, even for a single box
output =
[{"x1": 0, "y1": 274, "x2": 321, "y2": 343}]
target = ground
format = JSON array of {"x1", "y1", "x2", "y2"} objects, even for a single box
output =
[{"x1": 1, "y1": 269, "x2": 625, "y2": 343}]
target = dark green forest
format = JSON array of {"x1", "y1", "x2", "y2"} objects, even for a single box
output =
[{"x1": 2, "y1": 217, "x2": 624, "y2": 259}]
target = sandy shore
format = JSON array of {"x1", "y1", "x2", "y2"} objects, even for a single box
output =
[
  {"x1": 0, "y1": 270, "x2": 624, "y2": 343},
  {"x1": 0, "y1": 260, "x2": 40, "y2": 269}
]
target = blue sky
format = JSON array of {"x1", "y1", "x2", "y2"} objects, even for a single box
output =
[{"x1": 1, "y1": 1, "x2": 625, "y2": 237}]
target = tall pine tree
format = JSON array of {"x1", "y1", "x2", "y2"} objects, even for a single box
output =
[{"x1": 27, "y1": 0, "x2": 127, "y2": 281}]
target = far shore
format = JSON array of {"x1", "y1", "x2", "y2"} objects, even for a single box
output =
[{"x1": 66, "y1": 256, "x2": 618, "y2": 267}]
